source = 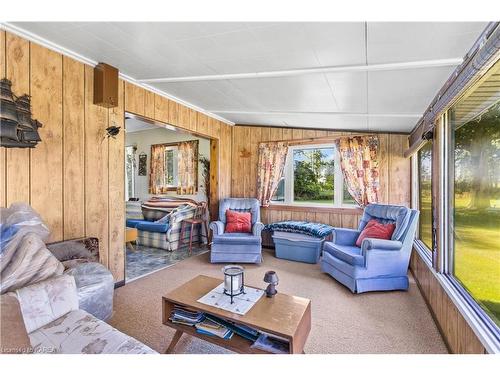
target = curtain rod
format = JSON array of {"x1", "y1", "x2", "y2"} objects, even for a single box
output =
[{"x1": 258, "y1": 134, "x2": 377, "y2": 146}]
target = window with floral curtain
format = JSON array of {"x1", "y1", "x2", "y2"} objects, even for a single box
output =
[{"x1": 177, "y1": 140, "x2": 199, "y2": 195}]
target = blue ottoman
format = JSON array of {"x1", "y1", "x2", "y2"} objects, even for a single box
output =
[{"x1": 272, "y1": 231, "x2": 324, "y2": 264}]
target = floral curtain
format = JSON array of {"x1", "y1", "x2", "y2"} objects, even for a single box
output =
[
  {"x1": 335, "y1": 135, "x2": 380, "y2": 206},
  {"x1": 256, "y1": 141, "x2": 289, "y2": 207},
  {"x1": 177, "y1": 140, "x2": 199, "y2": 195},
  {"x1": 149, "y1": 144, "x2": 167, "y2": 194}
]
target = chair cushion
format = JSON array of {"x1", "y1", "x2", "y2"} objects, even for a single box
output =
[
  {"x1": 355, "y1": 219, "x2": 396, "y2": 247},
  {"x1": 136, "y1": 221, "x2": 169, "y2": 233},
  {"x1": 28, "y1": 309, "x2": 156, "y2": 354},
  {"x1": 323, "y1": 242, "x2": 365, "y2": 266},
  {"x1": 225, "y1": 209, "x2": 252, "y2": 233},
  {"x1": 359, "y1": 204, "x2": 410, "y2": 241},
  {"x1": 126, "y1": 219, "x2": 145, "y2": 228},
  {"x1": 218, "y1": 198, "x2": 260, "y2": 225},
  {"x1": 212, "y1": 232, "x2": 261, "y2": 245}
]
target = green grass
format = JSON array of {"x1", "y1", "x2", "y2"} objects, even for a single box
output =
[{"x1": 453, "y1": 196, "x2": 500, "y2": 326}]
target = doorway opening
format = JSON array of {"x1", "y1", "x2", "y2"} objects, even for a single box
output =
[{"x1": 124, "y1": 114, "x2": 213, "y2": 282}]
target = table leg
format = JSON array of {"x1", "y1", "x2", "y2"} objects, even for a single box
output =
[
  {"x1": 188, "y1": 223, "x2": 194, "y2": 255},
  {"x1": 164, "y1": 330, "x2": 183, "y2": 354}
]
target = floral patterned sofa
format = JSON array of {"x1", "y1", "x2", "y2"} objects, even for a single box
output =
[{"x1": 14, "y1": 274, "x2": 156, "y2": 354}]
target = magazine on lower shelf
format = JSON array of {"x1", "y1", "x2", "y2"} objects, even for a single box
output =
[{"x1": 250, "y1": 333, "x2": 290, "y2": 354}]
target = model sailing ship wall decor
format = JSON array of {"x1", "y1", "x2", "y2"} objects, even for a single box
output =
[{"x1": 0, "y1": 78, "x2": 42, "y2": 148}]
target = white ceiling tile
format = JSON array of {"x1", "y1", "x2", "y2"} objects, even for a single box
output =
[
  {"x1": 325, "y1": 72, "x2": 368, "y2": 113},
  {"x1": 226, "y1": 113, "x2": 369, "y2": 131},
  {"x1": 228, "y1": 75, "x2": 338, "y2": 112},
  {"x1": 304, "y1": 22, "x2": 367, "y2": 66},
  {"x1": 368, "y1": 65, "x2": 456, "y2": 114},
  {"x1": 367, "y1": 22, "x2": 488, "y2": 64},
  {"x1": 367, "y1": 116, "x2": 418, "y2": 133}
]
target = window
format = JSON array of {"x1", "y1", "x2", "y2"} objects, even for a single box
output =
[
  {"x1": 125, "y1": 145, "x2": 136, "y2": 201},
  {"x1": 448, "y1": 81, "x2": 500, "y2": 326},
  {"x1": 271, "y1": 144, "x2": 356, "y2": 207},
  {"x1": 417, "y1": 141, "x2": 433, "y2": 250},
  {"x1": 163, "y1": 146, "x2": 178, "y2": 187}
]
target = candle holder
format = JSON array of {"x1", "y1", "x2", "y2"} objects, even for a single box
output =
[{"x1": 222, "y1": 265, "x2": 245, "y2": 304}]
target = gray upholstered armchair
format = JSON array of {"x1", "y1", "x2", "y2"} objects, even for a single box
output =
[{"x1": 209, "y1": 198, "x2": 264, "y2": 263}]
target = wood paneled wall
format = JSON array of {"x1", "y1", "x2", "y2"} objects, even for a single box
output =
[
  {"x1": 0, "y1": 31, "x2": 233, "y2": 283},
  {"x1": 0, "y1": 31, "x2": 126, "y2": 281},
  {"x1": 410, "y1": 251, "x2": 486, "y2": 353},
  {"x1": 230, "y1": 126, "x2": 410, "y2": 246}
]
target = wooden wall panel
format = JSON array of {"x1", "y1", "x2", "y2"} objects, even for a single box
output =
[
  {"x1": 168, "y1": 99, "x2": 179, "y2": 126},
  {"x1": 153, "y1": 94, "x2": 169, "y2": 124},
  {"x1": 197, "y1": 113, "x2": 208, "y2": 134},
  {"x1": 189, "y1": 108, "x2": 197, "y2": 131},
  {"x1": 5, "y1": 32, "x2": 30, "y2": 206},
  {"x1": 0, "y1": 31, "x2": 5, "y2": 207},
  {"x1": 84, "y1": 65, "x2": 109, "y2": 267},
  {"x1": 411, "y1": 250, "x2": 486, "y2": 354},
  {"x1": 218, "y1": 123, "x2": 232, "y2": 200},
  {"x1": 108, "y1": 80, "x2": 125, "y2": 281},
  {"x1": 378, "y1": 134, "x2": 389, "y2": 203},
  {"x1": 30, "y1": 44, "x2": 63, "y2": 242},
  {"x1": 388, "y1": 134, "x2": 410, "y2": 205},
  {"x1": 62, "y1": 56, "x2": 85, "y2": 239},
  {"x1": 209, "y1": 139, "x2": 219, "y2": 220},
  {"x1": 178, "y1": 104, "x2": 191, "y2": 131},
  {"x1": 124, "y1": 82, "x2": 145, "y2": 116},
  {"x1": 144, "y1": 90, "x2": 155, "y2": 119}
]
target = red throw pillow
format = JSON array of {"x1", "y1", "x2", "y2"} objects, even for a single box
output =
[
  {"x1": 225, "y1": 210, "x2": 252, "y2": 233},
  {"x1": 355, "y1": 219, "x2": 396, "y2": 247}
]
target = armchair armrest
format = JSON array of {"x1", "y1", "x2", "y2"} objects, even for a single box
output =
[
  {"x1": 362, "y1": 238, "x2": 403, "y2": 251},
  {"x1": 332, "y1": 228, "x2": 360, "y2": 246},
  {"x1": 252, "y1": 222, "x2": 265, "y2": 237},
  {"x1": 209, "y1": 221, "x2": 225, "y2": 236}
]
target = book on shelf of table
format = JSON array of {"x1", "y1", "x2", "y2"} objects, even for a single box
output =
[
  {"x1": 168, "y1": 305, "x2": 290, "y2": 353},
  {"x1": 195, "y1": 318, "x2": 234, "y2": 340}
]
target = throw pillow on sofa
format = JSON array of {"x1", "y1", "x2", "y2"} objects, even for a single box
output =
[
  {"x1": 1, "y1": 233, "x2": 64, "y2": 294},
  {"x1": 355, "y1": 219, "x2": 396, "y2": 247},
  {"x1": 225, "y1": 210, "x2": 252, "y2": 233}
]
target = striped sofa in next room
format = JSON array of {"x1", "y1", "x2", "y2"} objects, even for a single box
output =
[{"x1": 126, "y1": 200, "x2": 204, "y2": 251}]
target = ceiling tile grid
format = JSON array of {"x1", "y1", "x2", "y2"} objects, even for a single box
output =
[{"x1": 9, "y1": 21, "x2": 489, "y2": 132}]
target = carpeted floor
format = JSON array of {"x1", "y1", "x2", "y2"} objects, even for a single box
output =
[{"x1": 109, "y1": 250, "x2": 448, "y2": 354}]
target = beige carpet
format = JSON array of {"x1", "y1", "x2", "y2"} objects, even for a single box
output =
[{"x1": 109, "y1": 250, "x2": 448, "y2": 354}]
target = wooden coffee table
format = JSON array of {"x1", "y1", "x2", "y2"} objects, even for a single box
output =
[{"x1": 162, "y1": 275, "x2": 311, "y2": 354}]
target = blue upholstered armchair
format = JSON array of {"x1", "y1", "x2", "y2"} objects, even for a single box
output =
[
  {"x1": 209, "y1": 198, "x2": 264, "y2": 263},
  {"x1": 321, "y1": 204, "x2": 419, "y2": 293}
]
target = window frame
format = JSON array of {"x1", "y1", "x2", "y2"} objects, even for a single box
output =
[
  {"x1": 163, "y1": 145, "x2": 179, "y2": 189},
  {"x1": 412, "y1": 140, "x2": 434, "y2": 258},
  {"x1": 125, "y1": 145, "x2": 136, "y2": 201},
  {"x1": 443, "y1": 106, "x2": 500, "y2": 343},
  {"x1": 271, "y1": 143, "x2": 358, "y2": 208}
]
